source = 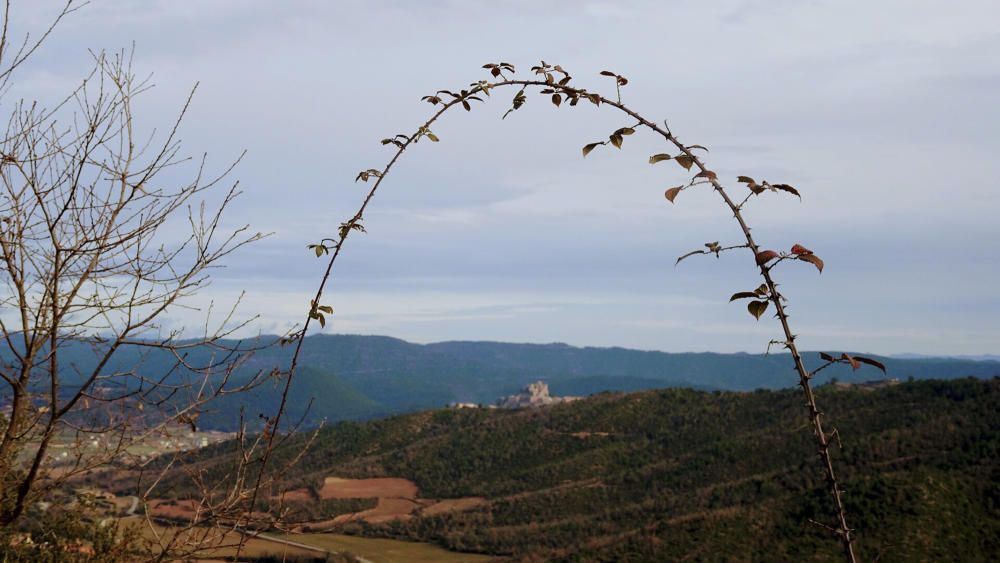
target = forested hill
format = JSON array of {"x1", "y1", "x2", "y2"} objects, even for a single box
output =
[
  {"x1": 263, "y1": 334, "x2": 1000, "y2": 393},
  {"x1": 153, "y1": 377, "x2": 1000, "y2": 561},
  {"x1": 201, "y1": 334, "x2": 999, "y2": 428},
  {"x1": 8, "y1": 334, "x2": 999, "y2": 430}
]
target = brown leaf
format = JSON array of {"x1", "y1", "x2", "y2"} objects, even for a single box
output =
[
  {"x1": 755, "y1": 250, "x2": 779, "y2": 266},
  {"x1": 551, "y1": 93, "x2": 562, "y2": 107},
  {"x1": 609, "y1": 134, "x2": 623, "y2": 149},
  {"x1": 853, "y1": 355, "x2": 888, "y2": 373},
  {"x1": 819, "y1": 352, "x2": 836, "y2": 362},
  {"x1": 695, "y1": 170, "x2": 718, "y2": 180},
  {"x1": 747, "y1": 300, "x2": 769, "y2": 320},
  {"x1": 773, "y1": 183, "x2": 801, "y2": 199},
  {"x1": 582, "y1": 143, "x2": 601, "y2": 157},
  {"x1": 737, "y1": 176, "x2": 756, "y2": 184},
  {"x1": 790, "y1": 244, "x2": 812, "y2": 255},
  {"x1": 664, "y1": 186, "x2": 683, "y2": 203},
  {"x1": 841, "y1": 353, "x2": 861, "y2": 370},
  {"x1": 675, "y1": 155, "x2": 694, "y2": 170},
  {"x1": 649, "y1": 154, "x2": 673, "y2": 164},
  {"x1": 600, "y1": 70, "x2": 616, "y2": 77},
  {"x1": 730, "y1": 291, "x2": 758, "y2": 302},
  {"x1": 797, "y1": 253, "x2": 824, "y2": 273}
]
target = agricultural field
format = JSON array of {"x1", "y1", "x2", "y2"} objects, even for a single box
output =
[
  {"x1": 122, "y1": 517, "x2": 321, "y2": 560},
  {"x1": 115, "y1": 476, "x2": 495, "y2": 561},
  {"x1": 263, "y1": 532, "x2": 494, "y2": 563},
  {"x1": 120, "y1": 517, "x2": 492, "y2": 562}
]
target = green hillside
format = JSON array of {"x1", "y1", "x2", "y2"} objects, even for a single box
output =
[
  {"x1": 198, "y1": 366, "x2": 384, "y2": 429},
  {"x1": 152, "y1": 377, "x2": 1000, "y2": 561}
]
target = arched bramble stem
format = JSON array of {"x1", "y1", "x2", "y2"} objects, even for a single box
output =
[{"x1": 240, "y1": 69, "x2": 858, "y2": 563}]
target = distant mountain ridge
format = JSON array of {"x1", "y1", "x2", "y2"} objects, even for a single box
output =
[
  {"x1": 6, "y1": 334, "x2": 998, "y2": 431},
  {"x1": 197, "y1": 334, "x2": 998, "y2": 430},
  {"x1": 891, "y1": 352, "x2": 1000, "y2": 362}
]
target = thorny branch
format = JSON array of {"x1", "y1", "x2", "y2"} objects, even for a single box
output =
[{"x1": 252, "y1": 61, "x2": 887, "y2": 561}]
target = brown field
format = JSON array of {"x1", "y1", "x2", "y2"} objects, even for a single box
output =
[
  {"x1": 122, "y1": 518, "x2": 497, "y2": 562},
  {"x1": 420, "y1": 496, "x2": 488, "y2": 516},
  {"x1": 278, "y1": 487, "x2": 314, "y2": 502},
  {"x1": 146, "y1": 499, "x2": 272, "y2": 530},
  {"x1": 148, "y1": 499, "x2": 201, "y2": 520},
  {"x1": 114, "y1": 476, "x2": 494, "y2": 560},
  {"x1": 122, "y1": 517, "x2": 320, "y2": 559},
  {"x1": 140, "y1": 476, "x2": 488, "y2": 530},
  {"x1": 315, "y1": 476, "x2": 489, "y2": 524},
  {"x1": 276, "y1": 532, "x2": 495, "y2": 563},
  {"x1": 333, "y1": 497, "x2": 428, "y2": 524},
  {"x1": 320, "y1": 476, "x2": 419, "y2": 499}
]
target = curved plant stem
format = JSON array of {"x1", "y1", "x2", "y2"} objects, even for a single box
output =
[
  {"x1": 244, "y1": 70, "x2": 857, "y2": 562},
  {"x1": 615, "y1": 105, "x2": 858, "y2": 563}
]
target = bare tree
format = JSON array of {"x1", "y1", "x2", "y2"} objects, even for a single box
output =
[
  {"x1": 0, "y1": 14, "x2": 267, "y2": 539},
  {"x1": 0, "y1": 5, "x2": 330, "y2": 560}
]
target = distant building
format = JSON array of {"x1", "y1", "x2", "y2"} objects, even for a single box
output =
[
  {"x1": 496, "y1": 381, "x2": 581, "y2": 409},
  {"x1": 450, "y1": 402, "x2": 480, "y2": 409}
]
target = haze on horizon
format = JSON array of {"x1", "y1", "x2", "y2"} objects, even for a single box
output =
[{"x1": 7, "y1": 1, "x2": 998, "y2": 356}]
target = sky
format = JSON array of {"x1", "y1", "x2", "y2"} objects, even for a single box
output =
[{"x1": 4, "y1": 0, "x2": 999, "y2": 355}]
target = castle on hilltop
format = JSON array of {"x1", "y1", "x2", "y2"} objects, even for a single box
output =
[{"x1": 496, "y1": 381, "x2": 580, "y2": 409}]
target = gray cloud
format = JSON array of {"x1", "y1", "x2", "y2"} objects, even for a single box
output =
[{"x1": 4, "y1": 0, "x2": 998, "y2": 355}]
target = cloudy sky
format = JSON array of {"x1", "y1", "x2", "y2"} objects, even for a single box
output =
[{"x1": 6, "y1": 1, "x2": 999, "y2": 355}]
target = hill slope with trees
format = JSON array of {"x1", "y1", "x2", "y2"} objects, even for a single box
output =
[{"x1": 152, "y1": 377, "x2": 999, "y2": 561}]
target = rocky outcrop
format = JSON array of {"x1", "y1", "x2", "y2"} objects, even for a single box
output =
[{"x1": 497, "y1": 381, "x2": 580, "y2": 409}]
